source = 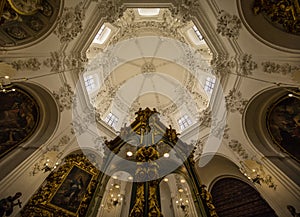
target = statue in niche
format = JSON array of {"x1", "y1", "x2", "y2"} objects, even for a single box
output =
[{"x1": 0, "y1": 192, "x2": 22, "y2": 217}]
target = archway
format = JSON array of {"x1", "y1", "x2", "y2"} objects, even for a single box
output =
[{"x1": 211, "y1": 178, "x2": 278, "y2": 217}]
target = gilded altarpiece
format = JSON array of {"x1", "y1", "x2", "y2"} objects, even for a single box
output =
[
  {"x1": 21, "y1": 154, "x2": 99, "y2": 217},
  {"x1": 88, "y1": 108, "x2": 217, "y2": 217}
]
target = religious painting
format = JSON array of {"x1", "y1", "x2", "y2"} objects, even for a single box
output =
[
  {"x1": 21, "y1": 154, "x2": 99, "y2": 217},
  {"x1": 0, "y1": 87, "x2": 39, "y2": 159},
  {"x1": 49, "y1": 165, "x2": 93, "y2": 214},
  {"x1": 267, "y1": 95, "x2": 300, "y2": 162}
]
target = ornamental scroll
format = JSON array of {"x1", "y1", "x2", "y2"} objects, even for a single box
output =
[{"x1": 253, "y1": 0, "x2": 300, "y2": 34}]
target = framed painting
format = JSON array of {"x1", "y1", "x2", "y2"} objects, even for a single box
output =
[
  {"x1": 21, "y1": 154, "x2": 99, "y2": 217},
  {"x1": 267, "y1": 95, "x2": 300, "y2": 162},
  {"x1": 0, "y1": 87, "x2": 39, "y2": 159},
  {"x1": 48, "y1": 165, "x2": 93, "y2": 215}
]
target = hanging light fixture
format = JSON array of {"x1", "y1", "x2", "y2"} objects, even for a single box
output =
[
  {"x1": 102, "y1": 178, "x2": 124, "y2": 210},
  {"x1": 0, "y1": 62, "x2": 17, "y2": 93}
]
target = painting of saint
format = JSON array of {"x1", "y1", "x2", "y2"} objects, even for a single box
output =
[
  {"x1": 0, "y1": 87, "x2": 39, "y2": 158},
  {"x1": 267, "y1": 96, "x2": 300, "y2": 162},
  {"x1": 50, "y1": 165, "x2": 93, "y2": 214}
]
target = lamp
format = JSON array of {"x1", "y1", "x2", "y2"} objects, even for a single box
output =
[
  {"x1": 0, "y1": 62, "x2": 17, "y2": 93},
  {"x1": 285, "y1": 87, "x2": 300, "y2": 100},
  {"x1": 239, "y1": 160, "x2": 277, "y2": 190},
  {"x1": 41, "y1": 151, "x2": 61, "y2": 173}
]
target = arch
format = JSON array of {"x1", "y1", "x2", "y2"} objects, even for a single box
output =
[
  {"x1": 211, "y1": 177, "x2": 278, "y2": 217},
  {"x1": 160, "y1": 173, "x2": 199, "y2": 217},
  {"x1": 0, "y1": 82, "x2": 59, "y2": 180},
  {"x1": 0, "y1": 0, "x2": 63, "y2": 50},
  {"x1": 96, "y1": 171, "x2": 133, "y2": 217},
  {"x1": 237, "y1": 0, "x2": 300, "y2": 53},
  {"x1": 244, "y1": 87, "x2": 300, "y2": 185}
]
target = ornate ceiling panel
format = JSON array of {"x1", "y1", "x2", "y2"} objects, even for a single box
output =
[{"x1": 0, "y1": 0, "x2": 62, "y2": 49}]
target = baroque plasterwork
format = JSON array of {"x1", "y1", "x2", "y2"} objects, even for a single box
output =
[
  {"x1": 190, "y1": 139, "x2": 204, "y2": 159},
  {"x1": 210, "y1": 54, "x2": 235, "y2": 77},
  {"x1": 8, "y1": 51, "x2": 87, "y2": 73},
  {"x1": 198, "y1": 108, "x2": 213, "y2": 127},
  {"x1": 95, "y1": 80, "x2": 125, "y2": 116},
  {"x1": 228, "y1": 139, "x2": 249, "y2": 160},
  {"x1": 211, "y1": 123, "x2": 229, "y2": 140},
  {"x1": 96, "y1": 0, "x2": 125, "y2": 23},
  {"x1": 261, "y1": 61, "x2": 300, "y2": 76},
  {"x1": 109, "y1": 9, "x2": 187, "y2": 45},
  {"x1": 53, "y1": 2, "x2": 85, "y2": 43},
  {"x1": 238, "y1": 54, "x2": 257, "y2": 76},
  {"x1": 173, "y1": 0, "x2": 201, "y2": 23},
  {"x1": 43, "y1": 51, "x2": 64, "y2": 72},
  {"x1": 216, "y1": 10, "x2": 242, "y2": 39},
  {"x1": 52, "y1": 83, "x2": 75, "y2": 112},
  {"x1": 225, "y1": 88, "x2": 248, "y2": 114},
  {"x1": 71, "y1": 108, "x2": 101, "y2": 135},
  {"x1": 10, "y1": 58, "x2": 41, "y2": 71}
]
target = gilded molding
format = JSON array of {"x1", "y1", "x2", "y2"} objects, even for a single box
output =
[
  {"x1": 200, "y1": 185, "x2": 218, "y2": 217},
  {"x1": 23, "y1": 154, "x2": 99, "y2": 216}
]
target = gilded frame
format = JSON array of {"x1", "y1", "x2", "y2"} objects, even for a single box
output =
[{"x1": 22, "y1": 154, "x2": 99, "y2": 217}]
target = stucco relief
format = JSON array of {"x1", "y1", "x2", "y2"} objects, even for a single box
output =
[
  {"x1": 216, "y1": 10, "x2": 242, "y2": 39},
  {"x1": 10, "y1": 58, "x2": 41, "y2": 71},
  {"x1": 52, "y1": 83, "x2": 75, "y2": 112},
  {"x1": 228, "y1": 139, "x2": 249, "y2": 160},
  {"x1": 225, "y1": 88, "x2": 248, "y2": 114},
  {"x1": 239, "y1": 54, "x2": 257, "y2": 76},
  {"x1": 210, "y1": 54, "x2": 235, "y2": 77},
  {"x1": 53, "y1": 2, "x2": 85, "y2": 43},
  {"x1": 262, "y1": 61, "x2": 300, "y2": 76}
]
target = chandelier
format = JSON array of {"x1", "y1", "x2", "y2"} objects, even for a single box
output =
[
  {"x1": 174, "y1": 176, "x2": 190, "y2": 215},
  {"x1": 101, "y1": 176, "x2": 124, "y2": 211}
]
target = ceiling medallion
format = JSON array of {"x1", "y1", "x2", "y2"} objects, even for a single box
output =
[{"x1": 141, "y1": 62, "x2": 156, "y2": 75}]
